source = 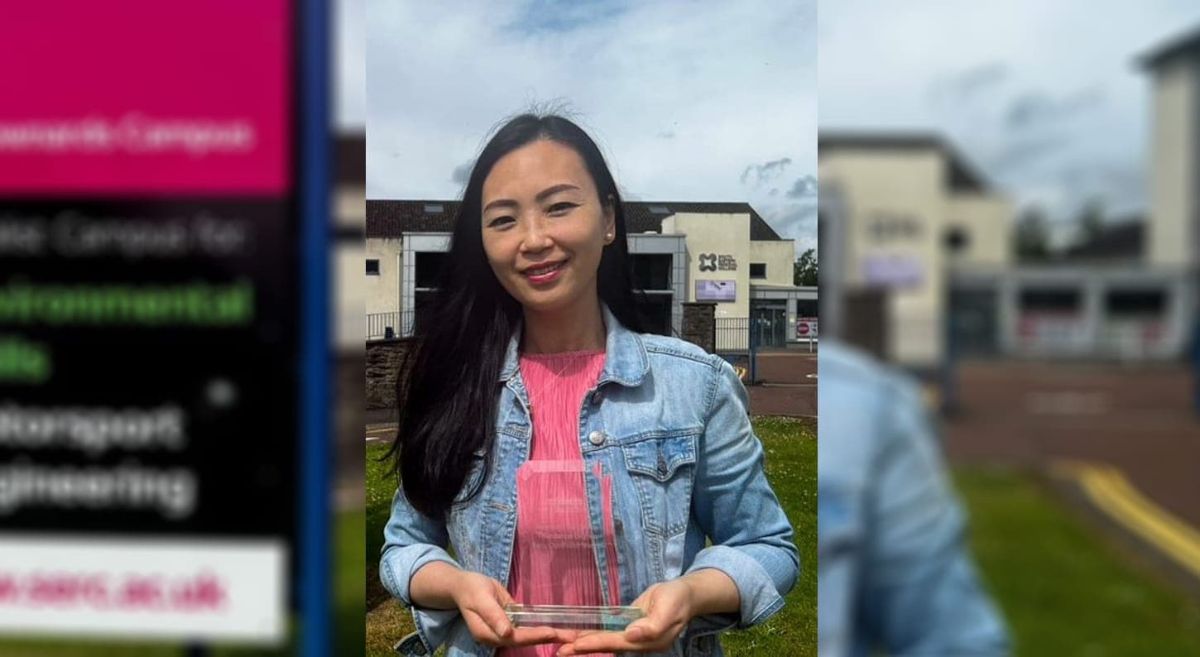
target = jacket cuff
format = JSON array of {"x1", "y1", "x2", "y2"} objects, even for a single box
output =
[
  {"x1": 685, "y1": 545, "x2": 787, "y2": 629},
  {"x1": 379, "y1": 544, "x2": 461, "y2": 606},
  {"x1": 408, "y1": 607, "x2": 462, "y2": 655}
]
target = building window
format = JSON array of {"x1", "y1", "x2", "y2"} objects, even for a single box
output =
[
  {"x1": 414, "y1": 252, "x2": 447, "y2": 288},
  {"x1": 750, "y1": 263, "x2": 767, "y2": 279},
  {"x1": 1106, "y1": 289, "x2": 1166, "y2": 317},
  {"x1": 635, "y1": 293, "x2": 673, "y2": 337},
  {"x1": 1020, "y1": 289, "x2": 1081, "y2": 312},
  {"x1": 944, "y1": 227, "x2": 970, "y2": 253},
  {"x1": 630, "y1": 253, "x2": 673, "y2": 336},
  {"x1": 632, "y1": 254, "x2": 672, "y2": 290},
  {"x1": 366, "y1": 259, "x2": 380, "y2": 275}
]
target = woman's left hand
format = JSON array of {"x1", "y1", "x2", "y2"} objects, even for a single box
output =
[{"x1": 555, "y1": 579, "x2": 693, "y2": 656}]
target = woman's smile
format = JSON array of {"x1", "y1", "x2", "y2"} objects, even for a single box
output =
[{"x1": 521, "y1": 259, "x2": 568, "y2": 285}]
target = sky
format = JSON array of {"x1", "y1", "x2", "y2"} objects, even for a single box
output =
[
  {"x1": 346, "y1": 0, "x2": 817, "y2": 255},
  {"x1": 819, "y1": 0, "x2": 1200, "y2": 245}
]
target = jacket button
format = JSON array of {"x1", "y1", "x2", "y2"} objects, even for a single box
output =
[{"x1": 588, "y1": 430, "x2": 606, "y2": 446}]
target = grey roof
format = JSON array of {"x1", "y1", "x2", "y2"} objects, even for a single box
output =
[
  {"x1": 367, "y1": 200, "x2": 784, "y2": 241},
  {"x1": 1138, "y1": 24, "x2": 1200, "y2": 69},
  {"x1": 818, "y1": 131, "x2": 991, "y2": 193},
  {"x1": 1062, "y1": 218, "x2": 1144, "y2": 261}
]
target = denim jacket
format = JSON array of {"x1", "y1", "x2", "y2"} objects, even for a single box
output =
[
  {"x1": 818, "y1": 342, "x2": 1009, "y2": 656},
  {"x1": 380, "y1": 305, "x2": 799, "y2": 657}
]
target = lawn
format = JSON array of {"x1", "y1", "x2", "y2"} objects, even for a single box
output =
[
  {"x1": 956, "y1": 466, "x2": 1200, "y2": 657},
  {"x1": 365, "y1": 417, "x2": 818, "y2": 657}
]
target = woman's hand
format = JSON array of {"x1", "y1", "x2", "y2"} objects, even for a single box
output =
[
  {"x1": 450, "y1": 570, "x2": 568, "y2": 649},
  {"x1": 555, "y1": 579, "x2": 693, "y2": 655},
  {"x1": 556, "y1": 569, "x2": 740, "y2": 656}
]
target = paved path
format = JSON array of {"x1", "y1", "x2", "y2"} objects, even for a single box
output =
[{"x1": 942, "y1": 360, "x2": 1200, "y2": 587}]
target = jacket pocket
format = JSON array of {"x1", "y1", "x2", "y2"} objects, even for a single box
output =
[{"x1": 621, "y1": 431, "x2": 699, "y2": 538}]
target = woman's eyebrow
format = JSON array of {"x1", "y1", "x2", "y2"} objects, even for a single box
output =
[
  {"x1": 483, "y1": 183, "x2": 582, "y2": 213},
  {"x1": 535, "y1": 183, "x2": 581, "y2": 202}
]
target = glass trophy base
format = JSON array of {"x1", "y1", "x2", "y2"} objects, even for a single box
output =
[{"x1": 505, "y1": 603, "x2": 645, "y2": 631}]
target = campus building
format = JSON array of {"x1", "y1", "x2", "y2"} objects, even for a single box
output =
[
  {"x1": 819, "y1": 134, "x2": 1012, "y2": 368},
  {"x1": 820, "y1": 25, "x2": 1200, "y2": 368},
  {"x1": 364, "y1": 200, "x2": 816, "y2": 349}
]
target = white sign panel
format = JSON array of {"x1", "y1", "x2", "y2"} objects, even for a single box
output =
[
  {"x1": 696, "y1": 280, "x2": 736, "y2": 302},
  {"x1": 0, "y1": 536, "x2": 285, "y2": 642},
  {"x1": 796, "y1": 317, "x2": 819, "y2": 339},
  {"x1": 862, "y1": 254, "x2": 924, "y2": 288}
]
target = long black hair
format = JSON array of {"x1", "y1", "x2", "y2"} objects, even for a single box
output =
[{"x1": 388, "y1": 113, "x2": 644, "y2": 519}]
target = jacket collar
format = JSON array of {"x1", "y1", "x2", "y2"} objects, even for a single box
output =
[{"x1": 498, "y1": 302, "x2": 649, "y2": 387}]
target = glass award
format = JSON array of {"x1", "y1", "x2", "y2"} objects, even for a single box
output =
[{"x1": 504, "y1": 460, "x2": 643, "y2": 631}]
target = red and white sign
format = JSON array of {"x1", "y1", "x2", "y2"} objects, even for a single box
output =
[
  {"x1": 796, "y1": 317, "x2": 819, "y2": 339},
  {"x1": 0, "y1": 536, "x2": 285, "y2": 642}
]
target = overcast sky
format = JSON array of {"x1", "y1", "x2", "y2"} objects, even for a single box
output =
[
  {"x1": 820, "y1": 0, "x2": 1200, "y2": 244},
  {"x1": 347, "y1": 0, "x2": 817, "y2": 255}
]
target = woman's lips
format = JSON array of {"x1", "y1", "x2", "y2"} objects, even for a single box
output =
[{"x1": 523, "y1": 260, "x2": 566, "y2": 285}]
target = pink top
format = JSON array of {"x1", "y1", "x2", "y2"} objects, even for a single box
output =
[{"x1": 501, "y1": 351, "x2": 617, "y2": 657}]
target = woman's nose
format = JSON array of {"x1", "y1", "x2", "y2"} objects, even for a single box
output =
[{"x1": 519, "y1": 218, "x2": 553, "y2": 253}]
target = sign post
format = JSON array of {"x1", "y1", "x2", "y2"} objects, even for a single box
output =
[
  {"x1": 796, "y1": 317, "x2": 819, "y2": 352},
  {"x1": 0, "y1": 2, "x2": 325, "y2": 652}
]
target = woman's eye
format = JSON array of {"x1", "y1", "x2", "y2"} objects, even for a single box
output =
[
  {"x1": 547, "y1": 202, "x2": 577, "y2": 216},
  {"x1": 487, "y1": 215, "x2": 515, "y2": 229}
]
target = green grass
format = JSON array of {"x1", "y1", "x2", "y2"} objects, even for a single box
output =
[
  {"x1": 956, "y1": 466, "x2": 1200, "y2": 657},
  {"x1": 365, "y1": 417, "x2": 818, "y2": 657}
]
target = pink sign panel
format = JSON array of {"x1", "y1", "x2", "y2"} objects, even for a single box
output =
[{"x1": 0, "y1": 1, "x2": 290, "y2": 196}]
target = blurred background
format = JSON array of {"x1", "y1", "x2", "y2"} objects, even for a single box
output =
[{"x1": 820, "y1": 1, "x2": 1200, "y2": 654}]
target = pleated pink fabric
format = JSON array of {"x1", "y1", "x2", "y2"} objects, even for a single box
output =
[{"x1": 501, "y1": 351, "x2": 616, "y2": 657}]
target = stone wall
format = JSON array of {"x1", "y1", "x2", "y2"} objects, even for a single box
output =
[
  {"x1": 366, "y1": 338, "x2": 414, "y2": 410},
  {"x1": 682, "y1": 302, "x2": 717, "y2": 353}
]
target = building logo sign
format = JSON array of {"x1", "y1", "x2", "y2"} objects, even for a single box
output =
[
  {"x1": 696, "y1": 280, "x2": 736, "y2": 302},
  {"x1": 698, "y1": 253, "x2": 737, "y2": 272}
]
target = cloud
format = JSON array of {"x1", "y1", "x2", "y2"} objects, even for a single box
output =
[
  {"x1": 503, "y1": 0, "x2": 631, "y2": 36},
  {"x1": 929, "y1": 61, "x2": 1008, "y2": 102},
  {"x1": 451, "y1": 161, "x2": 473, "y2": 185},
  {"x1": 985, "y1": 135, "x2": 1070, "y2": 172},
  {"x1": 786, "y1": 174, "x2": 817, "y2": 198},
  {"x1": 740, "y1": 157, "x2": 793, "y2": 187},
  {"x1": 366, "y1": 0, "x2": 817, "y2": 248},
  {"x1": 818, "y1": 0, "x2": 1198, "y2": 227},
  {"x1": 763, "y1": 200, "x2": 818, "y2": 255},
  {"x1": 1005, "y1": 86, "x2": 1104, "y2": 128}
]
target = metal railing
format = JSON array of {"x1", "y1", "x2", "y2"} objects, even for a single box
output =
[
  {"x1": 366, "y1": 311, "x2": 414, "y2": 340},
  {"x1": 715, "y1": 318, "x2": 751, "y2": 353}
]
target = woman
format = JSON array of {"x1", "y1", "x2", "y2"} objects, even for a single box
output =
[{"x1": 380, "y1": 113, "x2": 798, "y2": 657}]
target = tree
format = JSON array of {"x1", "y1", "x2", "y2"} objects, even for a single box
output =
[
  {"x1": 794, "y1": 248, "x2": 818, "y2": 286},
  {"x1": 1073, "y1": 198, "x2": 1106, "y2": 248},
  {"x1": 1014, "y1": 205, "x2": 1051, "y2": 261}
]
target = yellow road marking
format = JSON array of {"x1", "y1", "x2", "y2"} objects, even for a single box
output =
[{"x1": 1051, "y1": 460, "x2": 1200, "y2": 577}]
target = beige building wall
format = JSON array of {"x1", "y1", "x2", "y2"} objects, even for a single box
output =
[
  {"x1": 364, "y1": 237, "x2": 403, "y2": 315},
  {"x1": 749, "y1": 240, "x2": 796, "y2": 286},
  {"x1": 946, "y1": 194, "x2": 1012, "y2": 267},
  {"x1": 820, "y1": 148, "x2": 947, "y2": 367},
  {"x1": 1148, "y1": 58, "x2": 1198, "y2": 268},
  {"x1": 663, "y1": 212, "x2": 752, "y2": 318}
]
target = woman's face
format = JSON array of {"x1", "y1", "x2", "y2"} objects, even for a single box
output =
[{"x1": 480, "y1": 139, "x2": 615, "y2": 315}]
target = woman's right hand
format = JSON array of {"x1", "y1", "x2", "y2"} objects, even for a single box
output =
[{"x1": 449, "y1": 570, "x2": 566, "y2": 649}]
